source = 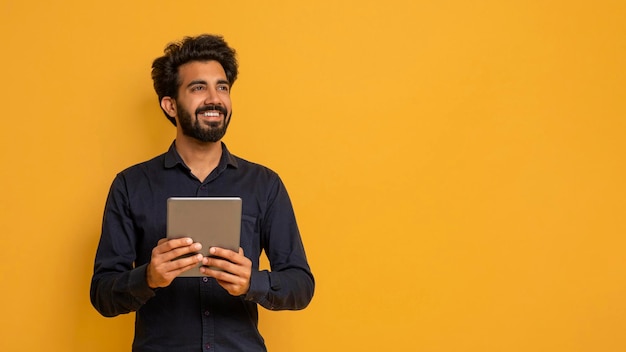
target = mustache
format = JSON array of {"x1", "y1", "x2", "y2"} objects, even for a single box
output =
[{"x1": 196, "y1": 105, "x2": 228, "y2": 116}]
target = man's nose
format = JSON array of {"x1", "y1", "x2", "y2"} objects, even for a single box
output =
[{"x1": 204, "y1": 87, "x2": 221, "y2": 105}]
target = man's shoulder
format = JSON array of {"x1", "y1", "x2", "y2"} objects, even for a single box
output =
[
  {"x1": 231, "y1": 153, "x2": 279, "y2": 179},
  {"x1": 116, "y1": 152, "x2": 167, "y2": 178}
]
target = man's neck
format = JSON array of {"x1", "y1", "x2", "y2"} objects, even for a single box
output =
[{"x1": 174, "y1": 135, "x2": 222, "y2": 182}]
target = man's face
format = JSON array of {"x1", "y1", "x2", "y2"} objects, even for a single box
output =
[{"x1": 171, "y1": 60, "x2": 233, "y2": 143}]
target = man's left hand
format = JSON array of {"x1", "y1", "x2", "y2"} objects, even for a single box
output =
[{"x1": 201, "y1": 247, "x2": 252, "y2": 296}]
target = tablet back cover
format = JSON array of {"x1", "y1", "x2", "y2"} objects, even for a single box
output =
[{"x1": 166, "y1": 197, "x2": 242, "y2": 277}]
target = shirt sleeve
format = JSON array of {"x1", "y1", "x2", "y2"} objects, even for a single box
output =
[
  {"x1": 90, "y1": 174, "x2": 156, "y2": 317},
  {"x1": 244, "y1": 176, "x2": 315, "y2": 310}
]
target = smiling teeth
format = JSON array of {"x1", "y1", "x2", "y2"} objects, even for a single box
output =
[{"x1": 203, "y1": 111, "x2": 220, "y2": 117}]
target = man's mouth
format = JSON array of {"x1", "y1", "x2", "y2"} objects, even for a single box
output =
[{"x1": 197, "y1": 105, "x2": 227, "y2": 120}]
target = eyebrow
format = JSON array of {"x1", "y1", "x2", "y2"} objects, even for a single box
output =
[
  {"x1": 186, "y1": 79, "x2": 230, "y2": 88},
  {"x1": 186, "y1": 79, "x2": 207, "y2": 88}
]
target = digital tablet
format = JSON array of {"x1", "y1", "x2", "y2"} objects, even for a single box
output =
[{"x1": 166, "y1": 197, "x2": 242, "y2": 277}]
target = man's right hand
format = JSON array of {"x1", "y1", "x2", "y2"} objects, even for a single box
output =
[{"x1": 146, "y1": 237, "x2": 203, "y2": 289}]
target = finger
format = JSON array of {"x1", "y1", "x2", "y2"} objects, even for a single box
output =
[
  {"x1": 166, "y1": 253, "x2": 204, "y2": 275},
  {"x1": 166, "y1": 242, "x2": 203, "y2": 262},
  {"x1": 208, "y1": 247, "x2": 245, "y2": 264},
  {"x1": 154, "y1": 237, "x2": 195, "y2": 254},
  {"x1": 203, "y1": 249, "x2": 251, "y2": 272},
  {"x1": 155, "y1": 241, "x2": 203, "y2": 263},
  {"x1": 203, "y1": 257, "x2": 251, "y2": 284},
  {"x1": 203, "y1": 269, "x2": 250, "y2": 296},
  {"x1": 147, "y1": 251, "x2": 203, "y2": 288},
  {"x1": 202, "y1": 257, "x2": 238, "y2": 275},
  {"x1": 201, "y1": 265, "x2": 242, "y2": 284},
  {"x1": 154, "y1": 252, "x2": 203, "y2": 279}
]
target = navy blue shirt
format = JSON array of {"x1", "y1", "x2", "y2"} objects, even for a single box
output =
[{"x1": 90, "y1": 142, "x2": 314, "y2": 352}]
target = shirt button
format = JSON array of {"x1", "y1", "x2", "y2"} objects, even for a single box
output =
[
  {"x1": 204, "y1": 310, "x2": 210, "y2": 316},
  {"x1": 202, "y1": 277, "x2": 209, "y2": 283},
  {"x1": 205, "y1": 343, "x2": 211, "y2": 349}
]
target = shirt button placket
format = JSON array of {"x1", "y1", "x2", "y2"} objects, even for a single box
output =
[
  {"x1": 200, "y1": 276, "x2": 213, "y2": 351},
  {"x1": 198, "y1": 184, "x2": 208, "y2": 196}
]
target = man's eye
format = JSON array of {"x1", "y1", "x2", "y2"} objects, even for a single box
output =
[
  {"x1": 191, "y1": 86, "x2": 205, "y2": 91},
  {"x1": 218, "y1": 85, "x2": 230, "y2": 92}
]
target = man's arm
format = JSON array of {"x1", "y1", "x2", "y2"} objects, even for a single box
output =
[
  {"x1": 90, "y1": 175, "x2": 155, "y2": 317},
  {"x1": 90, "y1": 175, "x2": 204, "y2": 317},
  {"x1": 244, "y1": 176, "x2": 315, "y2": 310}
]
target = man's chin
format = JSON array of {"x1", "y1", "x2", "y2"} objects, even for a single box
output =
[
  {"x1": 206, "y1": 122, "x2": 222, "y2": 129},
  {"x1": 185, "y1": 127, "x2": 227, "y2": 143}
]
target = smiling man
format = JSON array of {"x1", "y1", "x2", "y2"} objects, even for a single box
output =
[{"x1": 90, "y1": 34, "x2": 315, "y2": 352}]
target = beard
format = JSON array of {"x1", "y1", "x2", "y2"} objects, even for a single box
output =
[{"x1": 178, "y1": 104, "x2": 231, "y2": 143}]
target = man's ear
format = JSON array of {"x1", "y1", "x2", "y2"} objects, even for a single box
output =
[{"x1": 160, "y1": 97, "x2": 177, "y2": 118}]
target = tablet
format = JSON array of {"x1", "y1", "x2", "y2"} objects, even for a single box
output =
[{"x1": 166, "y1": 197, "x2": 242, "y2": 277}]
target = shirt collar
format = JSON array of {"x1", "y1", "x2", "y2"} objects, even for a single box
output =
[{"x1": 164, "y1": 141, "x2": 239, "y2": 170}]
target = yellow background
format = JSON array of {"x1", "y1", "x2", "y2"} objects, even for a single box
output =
[{"x1": 1, "y1": 0, "x2": 625, "y2": 351}]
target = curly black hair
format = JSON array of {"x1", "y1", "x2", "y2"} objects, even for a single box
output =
[{"x1": 151, "y1": 34, "x2": 238, "y2": 125}]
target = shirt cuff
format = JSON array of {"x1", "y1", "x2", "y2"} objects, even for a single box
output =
[
  {"x1": 245, "y1": 270, "x2": 270, "y2": 303},
  {"x1": 129, "y1": 263, "x2": 157, "y2": 302}
]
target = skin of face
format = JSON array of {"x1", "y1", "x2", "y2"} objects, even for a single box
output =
[{"x1": 162, "y1": 60, "x2": 233, "y2": 143}]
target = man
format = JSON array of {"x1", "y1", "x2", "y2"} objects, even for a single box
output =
[{"x1": 90, "y1": 34, "x2": 315, "y2": 352}]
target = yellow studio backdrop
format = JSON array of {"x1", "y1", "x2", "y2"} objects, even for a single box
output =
[{"x1": 0, "y1": 0, "x2": 625, "y2": 351}]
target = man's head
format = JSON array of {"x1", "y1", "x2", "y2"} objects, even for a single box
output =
[{"x1": 151, "y1": 34, "x2": 238, "y2": 131}]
